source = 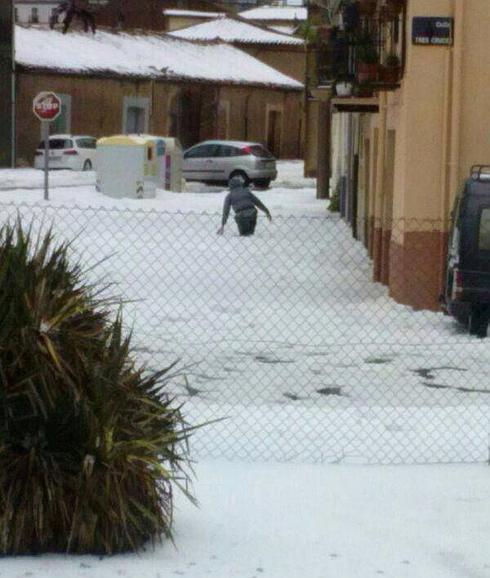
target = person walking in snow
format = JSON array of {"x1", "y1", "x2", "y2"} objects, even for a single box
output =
[{"x1": 217, "y1": 176, "x2": 272, "y2": 237}]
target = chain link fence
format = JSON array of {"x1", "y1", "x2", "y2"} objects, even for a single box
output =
[{"x1": 1, "y1": 201, "x2": 488, "y2": 465}]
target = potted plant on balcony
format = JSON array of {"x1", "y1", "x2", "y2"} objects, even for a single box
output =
[
  {"x1": 335, "y1": 73, "x2": 355, "y2": 97},
  {"x1": 357, "y1": 40, "x2": 379, "y2": 83},
  {"x1": 381, "y1": 52, "x2": 401, "y2": 83}
]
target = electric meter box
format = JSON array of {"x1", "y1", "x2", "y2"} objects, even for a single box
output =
[{"x1": 96, "y1": 135, "x2": 165, "y2": 199}]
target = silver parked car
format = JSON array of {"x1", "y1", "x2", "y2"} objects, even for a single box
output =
[{"x1": 183, "y1": 140, "x2": 277, "y2": 188}]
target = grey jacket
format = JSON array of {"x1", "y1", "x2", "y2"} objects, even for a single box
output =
[{"x1": 221, "y1": 180, "x2": 271, "y2": 226}]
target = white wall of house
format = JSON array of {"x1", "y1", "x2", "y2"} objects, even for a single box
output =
[{"x1": 15, "y1": 2, "x2": 60, "y2": 24}]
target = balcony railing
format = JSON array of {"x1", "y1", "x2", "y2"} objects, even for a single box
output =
[{"x1": 309, "y1": 0, "x2": 406, "y2": 97}]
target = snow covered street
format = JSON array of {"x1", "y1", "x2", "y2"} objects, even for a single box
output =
[
  {"x1": 1, "y1": 161, "x2": 488, "y2": 464},
  {"x1": 0, "y1": 161, "x2": 489, "y2": 577},
  {"x1": 1, "y1": 461, "x2": 489, "y2": 578}
]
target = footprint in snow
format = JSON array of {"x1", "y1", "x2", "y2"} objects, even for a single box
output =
[
  {"x1": 365, "y1": 357, "x2": 393, "y2": 365},
  {"x1": 254, "y1": 355, "x2": 295, "y2": 365},
  {"x1": 283, "y1": 392, "x2": 307, "y2": 401},
  {"x1": 317, "y1": 386, "x2": 343, "y2": 396}
]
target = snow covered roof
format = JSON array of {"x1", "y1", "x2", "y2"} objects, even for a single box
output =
[
  {"x1": 163, "y1": 9, "x2": 225, "y2": 18},
  {"x1": 15, "y1": 26, "x2": 303, "y2": 90},
  {"x1": 169, "y1": 16, "x2": 303, "y2": 46},
  {"x1": 239, "y1": 5, "x2": 307, "y2": 22},
  {"x1": 269, "y1": 25, "x2": 297, "y2": 35}
]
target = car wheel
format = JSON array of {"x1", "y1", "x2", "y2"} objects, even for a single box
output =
[
  {"x1": 469, "y1": 305, "x2": 489, "y2": 338},
  {"x1": 82, "y1": 160, "x2": 92, "y2": 171},
  {"x1": 229, "y1": 171, "x2": 249, "y2": 186},
  {"x1": 254, "y1": 179, "x2": 271, "y2": 190}
]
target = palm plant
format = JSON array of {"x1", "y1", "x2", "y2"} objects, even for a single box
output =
[
  {"x1": 0, "y1": 222, "x2": 194, "y2": 554},
  {"x1": 50, "y1": 0, "x2": 96, "y2": 34}
]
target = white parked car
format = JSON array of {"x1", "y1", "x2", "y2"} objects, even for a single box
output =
[{"x1": 34, "y1": 134, "x2": 97, "y2": 171}]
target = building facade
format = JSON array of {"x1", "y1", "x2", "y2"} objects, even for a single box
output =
[
  {"x1": 308, "y1": 0, "x2": 490, "y2": 311},
  {"x1": 14, "y1": 0, "x2": 60, "y2": 25},
  {"x1": 169, "y1": 16, "x2": 305, "y2": 81},
  {"x1": 15, "y1": 26, "x2": 303, "y2": 164}
]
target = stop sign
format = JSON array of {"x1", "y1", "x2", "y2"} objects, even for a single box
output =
[{"x1": 33, "y1": 91, "x2": 62, "y2": 122}]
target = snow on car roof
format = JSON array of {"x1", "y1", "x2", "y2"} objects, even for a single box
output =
[
  {"x1": 168, "y1": 15, "x2": 304, "y2": 46},
  {"x1": 239, "y1": 5, "x2": 307, "y2": 21},
  {"x1": 15, "y1": 26, "x2": 303, "y2": 90}
]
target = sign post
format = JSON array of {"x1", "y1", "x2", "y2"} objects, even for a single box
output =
[{"x1": 32, "y1": 91, "x2": 61, "y2": 200}]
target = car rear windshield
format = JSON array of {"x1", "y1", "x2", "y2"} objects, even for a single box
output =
[
  {"x1": 248, "y1": 145, "x2": 274, "y2": 159},
  {"x1": 38, "y1": 139, "x2": 73, "y2": 150},
  {"x1": 479, "y1": 208, "x2": 490, "y2": 251}
]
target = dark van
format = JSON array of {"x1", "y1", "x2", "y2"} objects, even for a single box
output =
[{"x1": 442, "y1": 166, "x2": 490, "y2": 338}]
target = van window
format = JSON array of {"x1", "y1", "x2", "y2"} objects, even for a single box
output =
[{"x1": 478, "y1": 208, "x2": 490, "y2": 250}]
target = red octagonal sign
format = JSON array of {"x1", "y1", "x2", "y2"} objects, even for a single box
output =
[{"x1": 33, "y1": 91, "x2": 62, "y2": 122}]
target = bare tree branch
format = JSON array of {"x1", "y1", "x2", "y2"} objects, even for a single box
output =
[{"x1": 49, "y1": 0, "x2": 96, "y2": 34}]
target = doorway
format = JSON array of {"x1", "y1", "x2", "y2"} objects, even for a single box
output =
[{"x1": 267, "y1": 109, "x2": 283, "y2": 157}]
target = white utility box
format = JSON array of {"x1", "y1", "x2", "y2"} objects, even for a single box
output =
[
  {"x1": 96, "y1": 135, "x2": 166, "y2": 199},
  {"x1": 159, "y1": 137, "x2": 183, "y2": 192}
]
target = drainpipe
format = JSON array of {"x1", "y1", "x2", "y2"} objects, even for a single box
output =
[
  {"x1": 448, "y1": 0, "x2": 464, "y2": 199},
  {"x1": 244, "y1": 92, "x2": 252, "y2": 141},
  {"x1": 436, "y1": 47, "x2": 452, "y2": 298},
  {"x1": 372, "y1": 91, "x2": 387, "y2": 282},
  {"x1": 440, "y1": 50, "x2": 451, "y2": 221},
  {"x1": 376, "y1": 91, "x2": 388, "y2": 227},
  {"x1": 316, "y1": 87, "x2": 332, "y2": 199},
  {"x1": 303, "y1": 42, "x2": 310, "y2": 175},
  {"x1": 149, "y1": 78, "x2": 155, "y2": 132},
  {"x1": 216, "y1": 85, "x2": 221, "y2": 139}
]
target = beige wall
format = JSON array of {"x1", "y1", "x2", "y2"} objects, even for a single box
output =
[
  {"x1": 458, "y1": 1, "x2": 490, "y2": 191},
  {"x1": 241, "y1": 46, "x2": 306, "y2": 82},
  {"x1": 16, "y1": 74, "x2": 160, "y2": 164},
  {"x1": 164, "y1": 15, "x2": 215, "y2": 31},
  {"x1": 219, "y1": 86, "x2": 302, "y2": 158},
  {"x1": 15, "y1": 72, "x2": 302, "y2": 164},
  {"x1": 370, "y1": 0, "x2": 490, "y2": 225},
  {"x1": 391, "y1": 0, "x2": 453, "y2": 225}
]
